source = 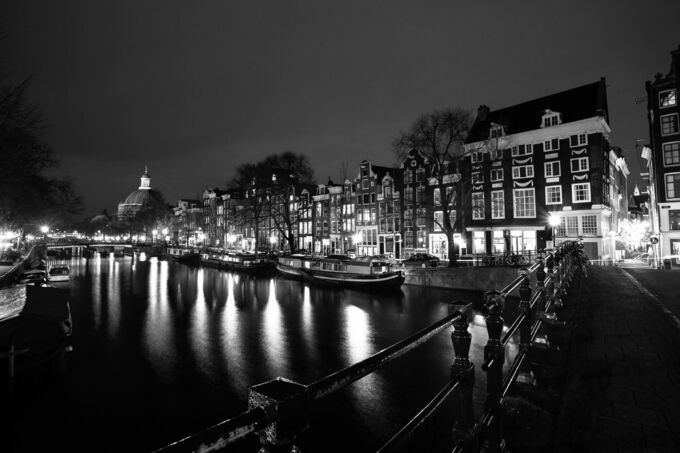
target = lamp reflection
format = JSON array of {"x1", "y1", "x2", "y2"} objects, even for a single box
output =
[
  {"x1": 143, "y1": 253, "x2": 177, "y2": 383},
  {"x1": 262, "y1": 279, "x2": 288, "y2": 376}
]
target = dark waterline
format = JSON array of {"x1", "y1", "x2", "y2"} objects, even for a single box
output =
[{"x1": 3, "y1": 254, "x2": 520, "y2": 452}]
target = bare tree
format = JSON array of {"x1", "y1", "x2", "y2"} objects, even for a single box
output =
[
  {"x1": 262, "y1": 152, "x2": 315, "y2": 253},
  {"x1": 0, "y1": 75, "x2": 82, "y2": 234},
  {"x1": 393, "y1": 108, "x2": 472, "y2": 266}
]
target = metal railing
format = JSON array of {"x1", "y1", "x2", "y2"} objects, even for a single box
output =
[{"x1": 153, "y1": 241, "x2": 589, "y2": 453}]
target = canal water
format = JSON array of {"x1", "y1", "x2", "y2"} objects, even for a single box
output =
[{"x1": 2, "y1": 254, "x2": 520, "y2": 453}]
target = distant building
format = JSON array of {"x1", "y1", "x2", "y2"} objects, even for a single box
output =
[
  {"x1": 645, "y1": 45, "x2": 680, "y2": 264},
  {"x1": 462, "y1": 79, "x2": 627, "y2": 261},
  {"x1": 117, "y1": 168, "x2": 167, "y2": 224}
]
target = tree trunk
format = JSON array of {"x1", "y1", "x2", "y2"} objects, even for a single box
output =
[{"x1": 446, "y1": 229, "x2": 458, "y2": 267}]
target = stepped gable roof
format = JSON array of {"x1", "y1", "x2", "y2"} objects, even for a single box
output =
[{"x1": 466, "y1": 79, "x2": 609, "y2": 144}]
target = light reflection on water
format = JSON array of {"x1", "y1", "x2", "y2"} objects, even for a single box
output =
[{"x1": 24, "y1": 256, "x2": 508, "y2": 453}]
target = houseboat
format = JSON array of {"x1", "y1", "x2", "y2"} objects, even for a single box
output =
[
  {"x1": 200, "y1": 251, "x2": 273, "y2": 276},
  {"x1": 278, "y1": 254, "x2": 405, "y2": 290},
  {"x1": 166, "y1": 247, "x2": 201, "y2": 265}
]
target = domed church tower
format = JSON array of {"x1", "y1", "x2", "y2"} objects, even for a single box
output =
[{"x1": 117, "y1": 167, "x2": 167, "y2": 222}]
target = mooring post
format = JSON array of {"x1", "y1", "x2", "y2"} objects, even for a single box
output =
[
  {"x1": 248, "y1": 377, "x2": 309, "y2": 453},
  {"x1": 482, "y1": 290, "x2": 506, "y2": 453},
  {"x1": 450, "y1": 302, "x2": 476, "y2": 451}
]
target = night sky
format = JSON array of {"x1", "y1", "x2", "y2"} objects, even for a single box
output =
[{"x1": 3, "y1": 1, "x2": 680, "y2": 217}]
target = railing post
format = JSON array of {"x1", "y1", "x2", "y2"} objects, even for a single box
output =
[
  {"x1": 552, "y1": 250, "x2": 563, "y2": 308},
  {"x1": 450, "y1": 302, "x2": 476, "y2": 451},
  {"x1": 516, "y1": 269, "x2": 535, "y2": 386},
  {"x1": 535, "y1": 258, "x2": 546, "y2": 316},
  {"x1": 482, "y1": 290, "x2": 506, "y2": 453},
  {"x1": 248, "y1": 377, "x2": 309, "y2": 453}
]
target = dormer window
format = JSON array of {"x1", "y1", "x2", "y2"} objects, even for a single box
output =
[
  {"x1": 660, "y1": 89, "x2": 677, "y2": 108},
  {"x1": 489, "y1": 123, "x2": 505, "y2": 138},
  {"x1": 541, "y1": 109, "x2": 562, "y2": 128}
]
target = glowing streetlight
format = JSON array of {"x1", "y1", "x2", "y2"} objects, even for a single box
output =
[
  {"x1": 548, "y1": 214, "x2": 560, "y2": 248},
  {"x1": 40, "y1": 225, "x2": 49, "y2": 234}
]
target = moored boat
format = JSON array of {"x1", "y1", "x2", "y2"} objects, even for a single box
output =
[
  {"x1": 200, "y1": 251, "x2": 273, "y2": 276},
  {"x1": 48, "y1": 265, "x2": 70, "y2": 282},
  {"x1": 167, "y1": 247, "x2": 201, "y2": 265},
  {"x1": 275, "y1": 254, "x2": 317, "y2": 280},
  {"x1": 279, "y1": 254, "x2": 405, "y2": 290}
]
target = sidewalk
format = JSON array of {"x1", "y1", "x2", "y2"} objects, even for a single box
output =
[{"x1": 550, "y1": 264, "x2": 680, "y2": 452}]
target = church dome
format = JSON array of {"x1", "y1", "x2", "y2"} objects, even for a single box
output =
[
  {"x1": 122, "y1": 187, "x2": 165, "y2": 207},
  {"x1": 117, "y1": 167, "x2": 167, "y2": 221}
]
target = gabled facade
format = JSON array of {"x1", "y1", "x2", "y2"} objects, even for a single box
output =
[
  {"x1": 646, "y1": 45, "x2": 680, "y2": 264},
  {"x1": 354, "y1": 160, "x2": 395, "y2": 256},
  {"x1": 400, "y1": 150, "x2": 430, "y2": 258},
  {"x1": 463, "y1": 79, "x2": 622, "y2": 261},
  {"x1": 202, "y1": 188, "x2": 227, "y2": 247}
]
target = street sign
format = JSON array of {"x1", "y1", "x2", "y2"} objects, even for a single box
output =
[{"x1": 650, "y1": 236, "x2": 659, "y2": 244}]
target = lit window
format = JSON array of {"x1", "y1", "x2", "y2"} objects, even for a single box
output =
[
  {"x1": 660, "y1": 89, "x2": 677, "y2": 108},
  {"x1": 566, "y1": 216, "x2": 578, "y2": 236},
  {"x1": 433, "y1": 188, "x2": 441, "y2": 206},
  {"x1": 572, "y1": 183, "x2": 591, "y2": 203},
  {"x1": 663, "y1": 142, "x2": 680, "y2": 166},
  {"x1": 472, "y1": 192, "x2": 485, "y2": 220},
  {"x1": 512, "y1": 165, "x2": 534, "y2": 179},
  {"x1": 433, "y1": 211, "x2": 443, "y2": 231},
  {"x1": 472, "y1": 172, "x2": 484, "y2": 183},
  {"x1": 666, "y1": 173, "x2": 680, "y2": 199},
  {"x1": 513, "y1": 188, "x2": 535, "y2": 218},
  {"x1": 582, "y1": 215, "x2": 597, "y2": 235},
  {"x1": 661, "y1": 114, "x2": 679, "y2": 136},
  {"x1": 571, "y1": 157, "x2": 589, "y2": 172},
  {"x1": 491, "y1": 190, "x2": 505, "y2": 219},
  {"x1": 569, "y1": 134, "x2": 587, "y2": 147},
  {"x1": 490, "y1": 168, "x2": 504, "y2": 181},
  {"x1": 544, "y1": 161, "x2": 561, "y2": 177},
  {"x1": 543, "y1": 138, "x2": 559, "y2": 151},
  {"x1": 545, "y1": 186, "x2": 562, "y2": 205},
  {"x1": 511, "y1": 144, "x2": 533, "y2": 157}
]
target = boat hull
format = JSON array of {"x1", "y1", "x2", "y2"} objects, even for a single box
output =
[
  {"x1": 201, "y1": 257, "x2": 274, "y2": 276},
  {"x1": 299, "y1": 268, "x2": 405, "y2": 290}
]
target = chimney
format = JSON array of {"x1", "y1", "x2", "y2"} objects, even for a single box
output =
[
  {"x1": 671, "y1": 44, "x2": 680, "y2": 76},
  {"x1": 477, "y1": 105, "x2": 490, "y2": 121}
]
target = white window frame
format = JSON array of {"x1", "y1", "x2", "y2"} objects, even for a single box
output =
[
  {"x1": 512, "y1": 165, "x2": 534, "y2": 179},
  {"x1": 545, "y1": 185, "x2": 562, "y2": 205},
  {"x1": 663, "y1": 142, "x2": 680, "y2": 167},
  {"x1": 666, "y1": 172, "x2": 680, "y2": 199},
  {"x1": 472, "y1": 171, "x2": 484, "y2": 183},
  {"x1": 660, "y1": 89, "x2": 677, "y2": 108},
  {"x1": 569, "y1": 134, "x2": 587, "y2": 147},
  {"x1": 581, "y1": 215, "x2": 598, "y2": 236},
  {"x1": 544, "y1": 161, "x2": 561, "y2": 177},
  {"x1": 570, "y1": 157, "x2": 589, "y2": 172},
  {"x1": 661, "y1": 113, "x2": 679, "y2": 136},
  {"x1": 543, "y1": 138, "x2": 559, "y2": 152},
  {"x1": 471, "y1": 151, "x2": 483, "y2": 163},
  {"x1": 472, "y1": 192, "x2": 485, "y2": 220},
  {"x1": 490, "y1": 168, "x2": 504, "y2": 182},
  {"x1": 511, "y1": 144, "x2": 533, "y2": 157},
  {"x1": 491, "y1": 190, "x2": 505, "y2": 219},
  {"x1": 513, "y1": 188, "x2": 536, "y2": 218},
  {"x1": 572, "y1": 183, "x2": 591, "y2": 203}
]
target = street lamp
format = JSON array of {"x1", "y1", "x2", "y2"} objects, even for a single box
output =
[
  {"x1": 548, "y1": 214, "x2": 560, "y2": 249},
  {"x1": 269, "y1": 235, "x2": 277, "y2": 251},
  {"x1": 40, "y1": 225, "x2": 50, "y2": 244}
]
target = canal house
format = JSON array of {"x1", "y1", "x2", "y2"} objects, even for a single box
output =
[{"x1": 462, "y1": 79, "x2": 628, "y2": 261}]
